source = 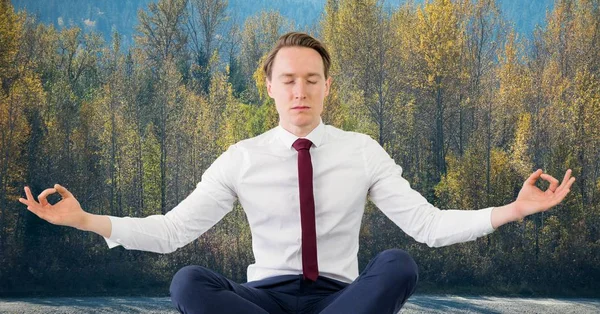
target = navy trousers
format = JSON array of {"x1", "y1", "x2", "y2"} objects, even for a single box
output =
[{"x1": 170, "y1": 249, "x2": 418, "y2": 314}]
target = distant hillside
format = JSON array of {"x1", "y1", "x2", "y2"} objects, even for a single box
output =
[{"x1": 11, "y1": 0, "x2": 554, "y2": 48}]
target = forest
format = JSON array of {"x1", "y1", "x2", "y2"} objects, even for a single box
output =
[{"x1": 0, "y1": 0, "x2": 599, "y2": 297}]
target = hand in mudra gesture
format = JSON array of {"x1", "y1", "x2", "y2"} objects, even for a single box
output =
[
  {"x1": 513, "y1": 169, "x2": 576, "y2": 219},
  {"x1": 18, "y1": 184, "x2": 86, "y2": 229}
]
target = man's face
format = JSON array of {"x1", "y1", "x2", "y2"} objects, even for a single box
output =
[{"x1": 267, "y1": 46, "x2": 331, "y2": 134}]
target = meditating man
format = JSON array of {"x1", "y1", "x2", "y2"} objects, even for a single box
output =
[{"x1": 19, "y1": 32, "x2": 575, "y2": 314}]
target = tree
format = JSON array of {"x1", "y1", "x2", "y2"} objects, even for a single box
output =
[
  {"x1": 238, "y1": 11, "x2": 291, "y2": 103},
  {"x1": 460, "y1": 0, "x2": 504, "y2": 155},
  {"x1": 155, "y1": 59, "x2": 185, "y2": 214},
  {"x1": 136, "y1": 0, "x2": 188, "y2": 67},
  {"x1": 414, "y1": 0, "x2": 465, "y2": 179},
  {"x1": 186, "y1": 0, "x2": 228, "y2": 93}
]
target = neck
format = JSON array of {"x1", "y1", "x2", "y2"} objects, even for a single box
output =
[{"x1": 280, "y1": 120, "x2": 320, "y2": 138}]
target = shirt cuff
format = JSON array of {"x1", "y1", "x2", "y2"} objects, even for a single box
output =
[
  {"x1": 480, "y1": 207, "x2": 496, "y2": 236},
  {"x1": 103, "y1": 216, "x2": 127, "y2": 249}
]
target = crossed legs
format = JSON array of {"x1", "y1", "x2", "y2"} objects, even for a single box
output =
[{"x1": 170, "y1": 249, "x2": 418, "y2": 314}]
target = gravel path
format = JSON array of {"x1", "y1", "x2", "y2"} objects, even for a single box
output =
[{"x1": 0, "y1": 295, "x2": 599, "y2": 313}]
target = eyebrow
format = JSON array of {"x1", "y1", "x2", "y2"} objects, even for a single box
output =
[{"x1": 278, "y1": 73, "x2": 322, "y2": 79}]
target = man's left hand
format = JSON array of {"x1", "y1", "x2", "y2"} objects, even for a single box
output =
[{"x1": 513, "y1": 169, "x2": 576, "y2": 220}]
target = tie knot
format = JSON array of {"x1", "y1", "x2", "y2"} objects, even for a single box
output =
[{"x1": 292, "y1": 138, "x2": 313, "y2": 151}]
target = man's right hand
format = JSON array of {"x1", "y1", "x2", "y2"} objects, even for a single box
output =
[{"x1": 19, "y1": 184, "x2": 87, "y2": 230}]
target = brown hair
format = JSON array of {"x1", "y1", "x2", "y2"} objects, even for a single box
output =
[{"x1": 263, "y1": 32, "x2": 331, "y2": 80}]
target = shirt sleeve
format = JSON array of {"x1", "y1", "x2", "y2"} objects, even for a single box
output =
[
  {"x1": 102, "y1": 144, "x2": 239, "y2": 253},
  {"x1": 364, "y1": 136, "x2": 496, "y2": 247}
]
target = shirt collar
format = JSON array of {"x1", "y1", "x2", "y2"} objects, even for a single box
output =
[{"x1": 276, "y1": 118, "x2": 325, "y2": 150}]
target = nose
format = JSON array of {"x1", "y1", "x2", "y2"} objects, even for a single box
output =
[{"x1": 293, "y1": 80, "x2": 307, "y2": 100}]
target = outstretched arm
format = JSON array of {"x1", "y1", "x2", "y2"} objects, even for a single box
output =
[
  {"x1": 491, "y1": 169, "x2": 575, "y2": 229},
  {"x1": 18, "y1": 184, "x2": 112, "y2": 238},
  {"x1": 365, "y1": 135, "x2": 577, "y2": 247},
  {"x1": 18, "y1": 145, "x2": 240, "y2": 254}
]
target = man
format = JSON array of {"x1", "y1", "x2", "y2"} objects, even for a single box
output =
[{"x1": 19, "y1": 32, "x2": 575, "y2": 314}]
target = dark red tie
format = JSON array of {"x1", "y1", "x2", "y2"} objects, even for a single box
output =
[{"x1": 292, "y1": 138, "x2": 319, "y2": 281}]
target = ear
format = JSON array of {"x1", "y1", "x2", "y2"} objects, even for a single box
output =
[
  {"x1": 266, "y1": 78, "x2": 273, "y2": 98},
  {"x1": 324, "y1": 76, "x2": 332, "y2": 97}
]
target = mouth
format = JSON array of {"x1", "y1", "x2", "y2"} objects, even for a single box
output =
[{"x1": 292, "y1": 106, "x2": 310, "y2": 110}]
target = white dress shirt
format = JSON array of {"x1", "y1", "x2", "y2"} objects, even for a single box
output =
[{"x1": 104, "y1": 119, "x2": 495, "y2": 284}]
